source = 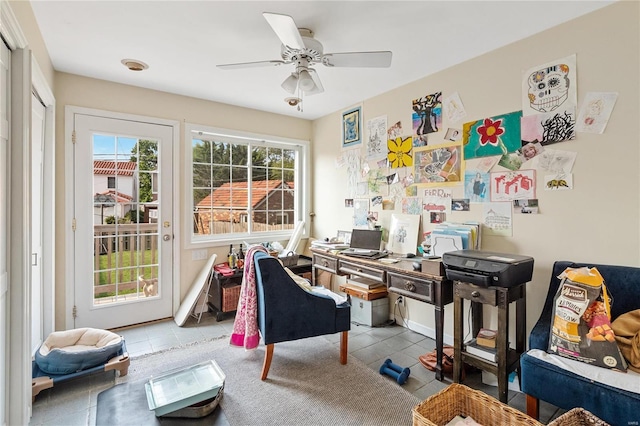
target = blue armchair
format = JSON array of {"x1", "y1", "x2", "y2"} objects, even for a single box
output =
[
  {"x1": 253, "y1": 251, "x2": 351, "y2": 380},
  {"x1": 520, "y1": 261, "x2": 640, "y2": 425}
]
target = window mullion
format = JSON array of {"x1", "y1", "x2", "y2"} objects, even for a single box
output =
[{"x1": 246, "y1": 142, "x2": 253, "y2": 234}]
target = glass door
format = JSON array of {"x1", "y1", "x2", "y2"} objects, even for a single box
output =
[{"x1": 73, "y1": 113, "x2": 173, "y2": 329}]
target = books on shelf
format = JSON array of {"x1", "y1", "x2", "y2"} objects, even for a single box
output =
[
  {"x1": 464, "y1": 338, "x2": 497, "y2": 362},
  {"x1": 476, "y1": 328, "x2": 497, "y2": 348}
]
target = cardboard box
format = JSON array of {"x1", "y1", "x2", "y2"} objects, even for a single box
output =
[
  {"x1": 421, "y1": 258, "x2": 445, "y2": 276},
  {"x1": 350, "y1": 295, "x2": 389, "y2": 326}
]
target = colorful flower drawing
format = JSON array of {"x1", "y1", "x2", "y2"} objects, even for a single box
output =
[
  {"x1": 477, "y1": 118, "x2": 504, "y2": 146},
  {"x1": 387, "y1": 136, "x2": 413, "y2": 168},
  {"x1": 462, "y1": 110, "x2": 522, "y2": 160}
]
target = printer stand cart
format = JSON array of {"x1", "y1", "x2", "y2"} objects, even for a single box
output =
[{"x1": 452, "y1": 281, "x2": 526, "y2": 403}]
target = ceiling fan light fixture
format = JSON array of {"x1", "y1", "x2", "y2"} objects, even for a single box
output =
[
  {"x1": 297, "y1": 69, "x2": 315, "y2": 91},
  {"x1": 281, "y1": 73, "x2": 299, "y2": 94},
  {"x1": 285, "y1": 97, "x2": 301, "y2": 107},
  {"x1": 121, "y1": 59, "x2": 149, "y2": 71}
]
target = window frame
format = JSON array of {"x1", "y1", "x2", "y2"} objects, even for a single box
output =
[{"x1": 184, "y1": 123, "x2": 310, "y2": 249}]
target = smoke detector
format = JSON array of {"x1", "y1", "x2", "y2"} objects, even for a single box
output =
[{"x1": 121, "y1": 59, "x2": 149, "y2": 71}]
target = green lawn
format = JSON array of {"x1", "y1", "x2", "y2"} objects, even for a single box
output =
[{"x1": 95, "y1": 249, "x2": 158, "y2": 285}]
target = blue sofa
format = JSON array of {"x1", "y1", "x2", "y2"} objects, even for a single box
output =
[{"x1": 520, "y1": 261, "x2": 640, "y2": 425}]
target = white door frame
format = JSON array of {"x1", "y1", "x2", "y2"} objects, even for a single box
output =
[
  {"x1": 31, "y1": 92, "x2": 44, "y2": 354},
  {"x1": 64, "y1": 106, "x2": 181, "y2": 328},
  {"x1": 32, "y1": 57, "x2": 55, "y2": 341},
  {"x1": 8, "y1": 46, "x2": 32, "y2": 426},
  {"x1": 1, "y1": 2, "x2": 56, "y2": 424}
]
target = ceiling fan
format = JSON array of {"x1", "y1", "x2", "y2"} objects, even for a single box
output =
[{"x1": 217, "y1": 12, "x2": 392, "y2": 97}]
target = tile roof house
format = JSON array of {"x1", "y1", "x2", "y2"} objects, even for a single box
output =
[
  {"x1": 93, "y1": 161, "x2": 137, "y2": 224},
  {"x1": 194, "y1": 180, "x2": 294, "y2": 234}
]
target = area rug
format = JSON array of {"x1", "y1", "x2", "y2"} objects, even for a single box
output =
[{"x1": 97, "y1": 335, "x2": 420, "y2": 425}]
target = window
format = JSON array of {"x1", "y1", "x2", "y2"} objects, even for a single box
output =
[
  {"x1": 107, "y1": 176, "x2": 116, "y2": 189},
  {"x1": 185, "y1": 123, "x2": 309, "y2": 246}
]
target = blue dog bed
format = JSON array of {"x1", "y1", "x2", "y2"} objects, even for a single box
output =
[{"x1": 32, "y1": 328, "x2": 129, "y2": 401}]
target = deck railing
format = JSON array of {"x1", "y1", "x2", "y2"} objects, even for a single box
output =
[{"x1": 93, "y1": 224, "x2": 158, "y2": 297}]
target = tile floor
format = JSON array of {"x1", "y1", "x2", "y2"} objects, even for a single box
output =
[{"x1": 30, "y1": 312, "x2": 565, "y2": 425}]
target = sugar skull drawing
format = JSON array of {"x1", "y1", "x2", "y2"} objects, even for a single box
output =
[{"x1": 527, "y1": 64, "x2": 570, "y2": 112}]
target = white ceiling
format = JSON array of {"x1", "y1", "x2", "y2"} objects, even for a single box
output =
[{"x1": 29, "y1": 1, "x2": 614, "y2": 120}]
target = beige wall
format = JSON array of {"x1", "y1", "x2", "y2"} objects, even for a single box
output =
[
  {"x1": 53, "y1": 73, "x2": 312, "y2": 328},
  {"x1": 311, "y1": 1, "x2": 640, "y2": 342}
]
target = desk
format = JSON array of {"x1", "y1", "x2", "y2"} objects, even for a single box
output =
[
  {"x1": 208, "y1": 255, "x2": 313, "y2": 321},
  {"x1": 311, "y1": 248, "x2": 453, "y2": 381}
]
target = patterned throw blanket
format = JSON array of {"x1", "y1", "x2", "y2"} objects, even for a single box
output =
[{"x1": 230, "y1": 245, "x2": 268, "y2": 350}]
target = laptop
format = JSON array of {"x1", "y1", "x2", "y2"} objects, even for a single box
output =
[{"x1": 341, "y1": 229, "x2": 388, "y2": 259}]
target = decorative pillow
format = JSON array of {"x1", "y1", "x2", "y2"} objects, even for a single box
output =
[
  {"x1": 611, "y1": 309, "x2": 640, "y2": 373},
  {"x1": 35, "y1": 328, "x2": 123, "y2": 375}
]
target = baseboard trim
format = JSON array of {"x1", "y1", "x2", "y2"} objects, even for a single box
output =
[{"x1": 393, "y1": 315, "x2": 454, "y2": 346}]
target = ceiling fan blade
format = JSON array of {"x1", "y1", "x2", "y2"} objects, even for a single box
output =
[
  {"x1": 263, "y1": 12, "x2": 305, "y2": 50},
  {"x1": 306, "y1": 69, "x2": 324, "y2": 95},
  {"x1": 217, "y1": 60, "x2": 285, "y2": 70},
  {"x1": 322, "y1": 51, "x2": 392, "y2": 68}
]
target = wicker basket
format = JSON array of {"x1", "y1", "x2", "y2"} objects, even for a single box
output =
[
  {"x1": 412, "y1": 383, "x2": 542, "y2": 426},
  {"x1": 222, "y1": 285, "x2": 241, "y2": 312},
  {"x1": 548, "y1": 408, "x2": 610, "y2": 426}
]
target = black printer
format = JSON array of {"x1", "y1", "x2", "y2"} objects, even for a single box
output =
[{"x1": 442, "y1": 250, "x2": 534, "y2": 288}]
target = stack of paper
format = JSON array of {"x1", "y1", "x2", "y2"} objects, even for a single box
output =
[
  {"x1": 464, "y1": 338, "x2": 497, "y2": 362},
  {"x1": 310, "y1": 240, "x2": 350, "y2": 251},
  {"x1": 430, "y1": 221, "x2": 481, "y2": 256}
]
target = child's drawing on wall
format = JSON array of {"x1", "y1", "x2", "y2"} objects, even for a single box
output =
[
  {"x1": 490, "y1": 170, "x2": 536, "y2": 202},
  {"x1": 575, "y1": 92, "x2": 618, "y2": 134},
  {"x1": 521, "y1": 110, "x2": 576, "y2": 146},
  {"x1": 402, "y1": 197, "x2": 422, "y2": 215},
  {"x1": 535, "y1": 148, "x2": 577, "y2": 174},
  {"x1": 544, "y1": 173, "x2": 573, "y2": 190},
  {"x1": 387, "y1": 121, "x2": 403, "y2": 140},
  {"x1": 482, "y1": 202, "x2": 513, "y2": 237},
  {"x1": 462, "y1": 111, "x2": 522, "y2": 160},
  {"x1": 443, "y1": 92, "x2": 467, "y2": 124},
  {"x1": 414, "y1": 143, "x2": 461, "y2": 185},
  {"x1": 521, "y1": 55, "x2": 577, "y2": 116},
  {"x1": 412, "y1": 92, "x2": 442, "y2": 145},
  {"x1": 366, "y1": 115, "x2": 387, "y2": 159}
]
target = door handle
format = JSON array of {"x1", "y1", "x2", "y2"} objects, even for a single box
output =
[
  {"x1": 163, "y1": 234, "x2": 171, "y2": 241},
  {"x1": 32, "y1": 253, "x2": 38, "y2": 266}
]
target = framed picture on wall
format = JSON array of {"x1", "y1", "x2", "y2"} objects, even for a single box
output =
[{"x1": 342, "y1": 106, "x2": 362, "y2": 149}]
